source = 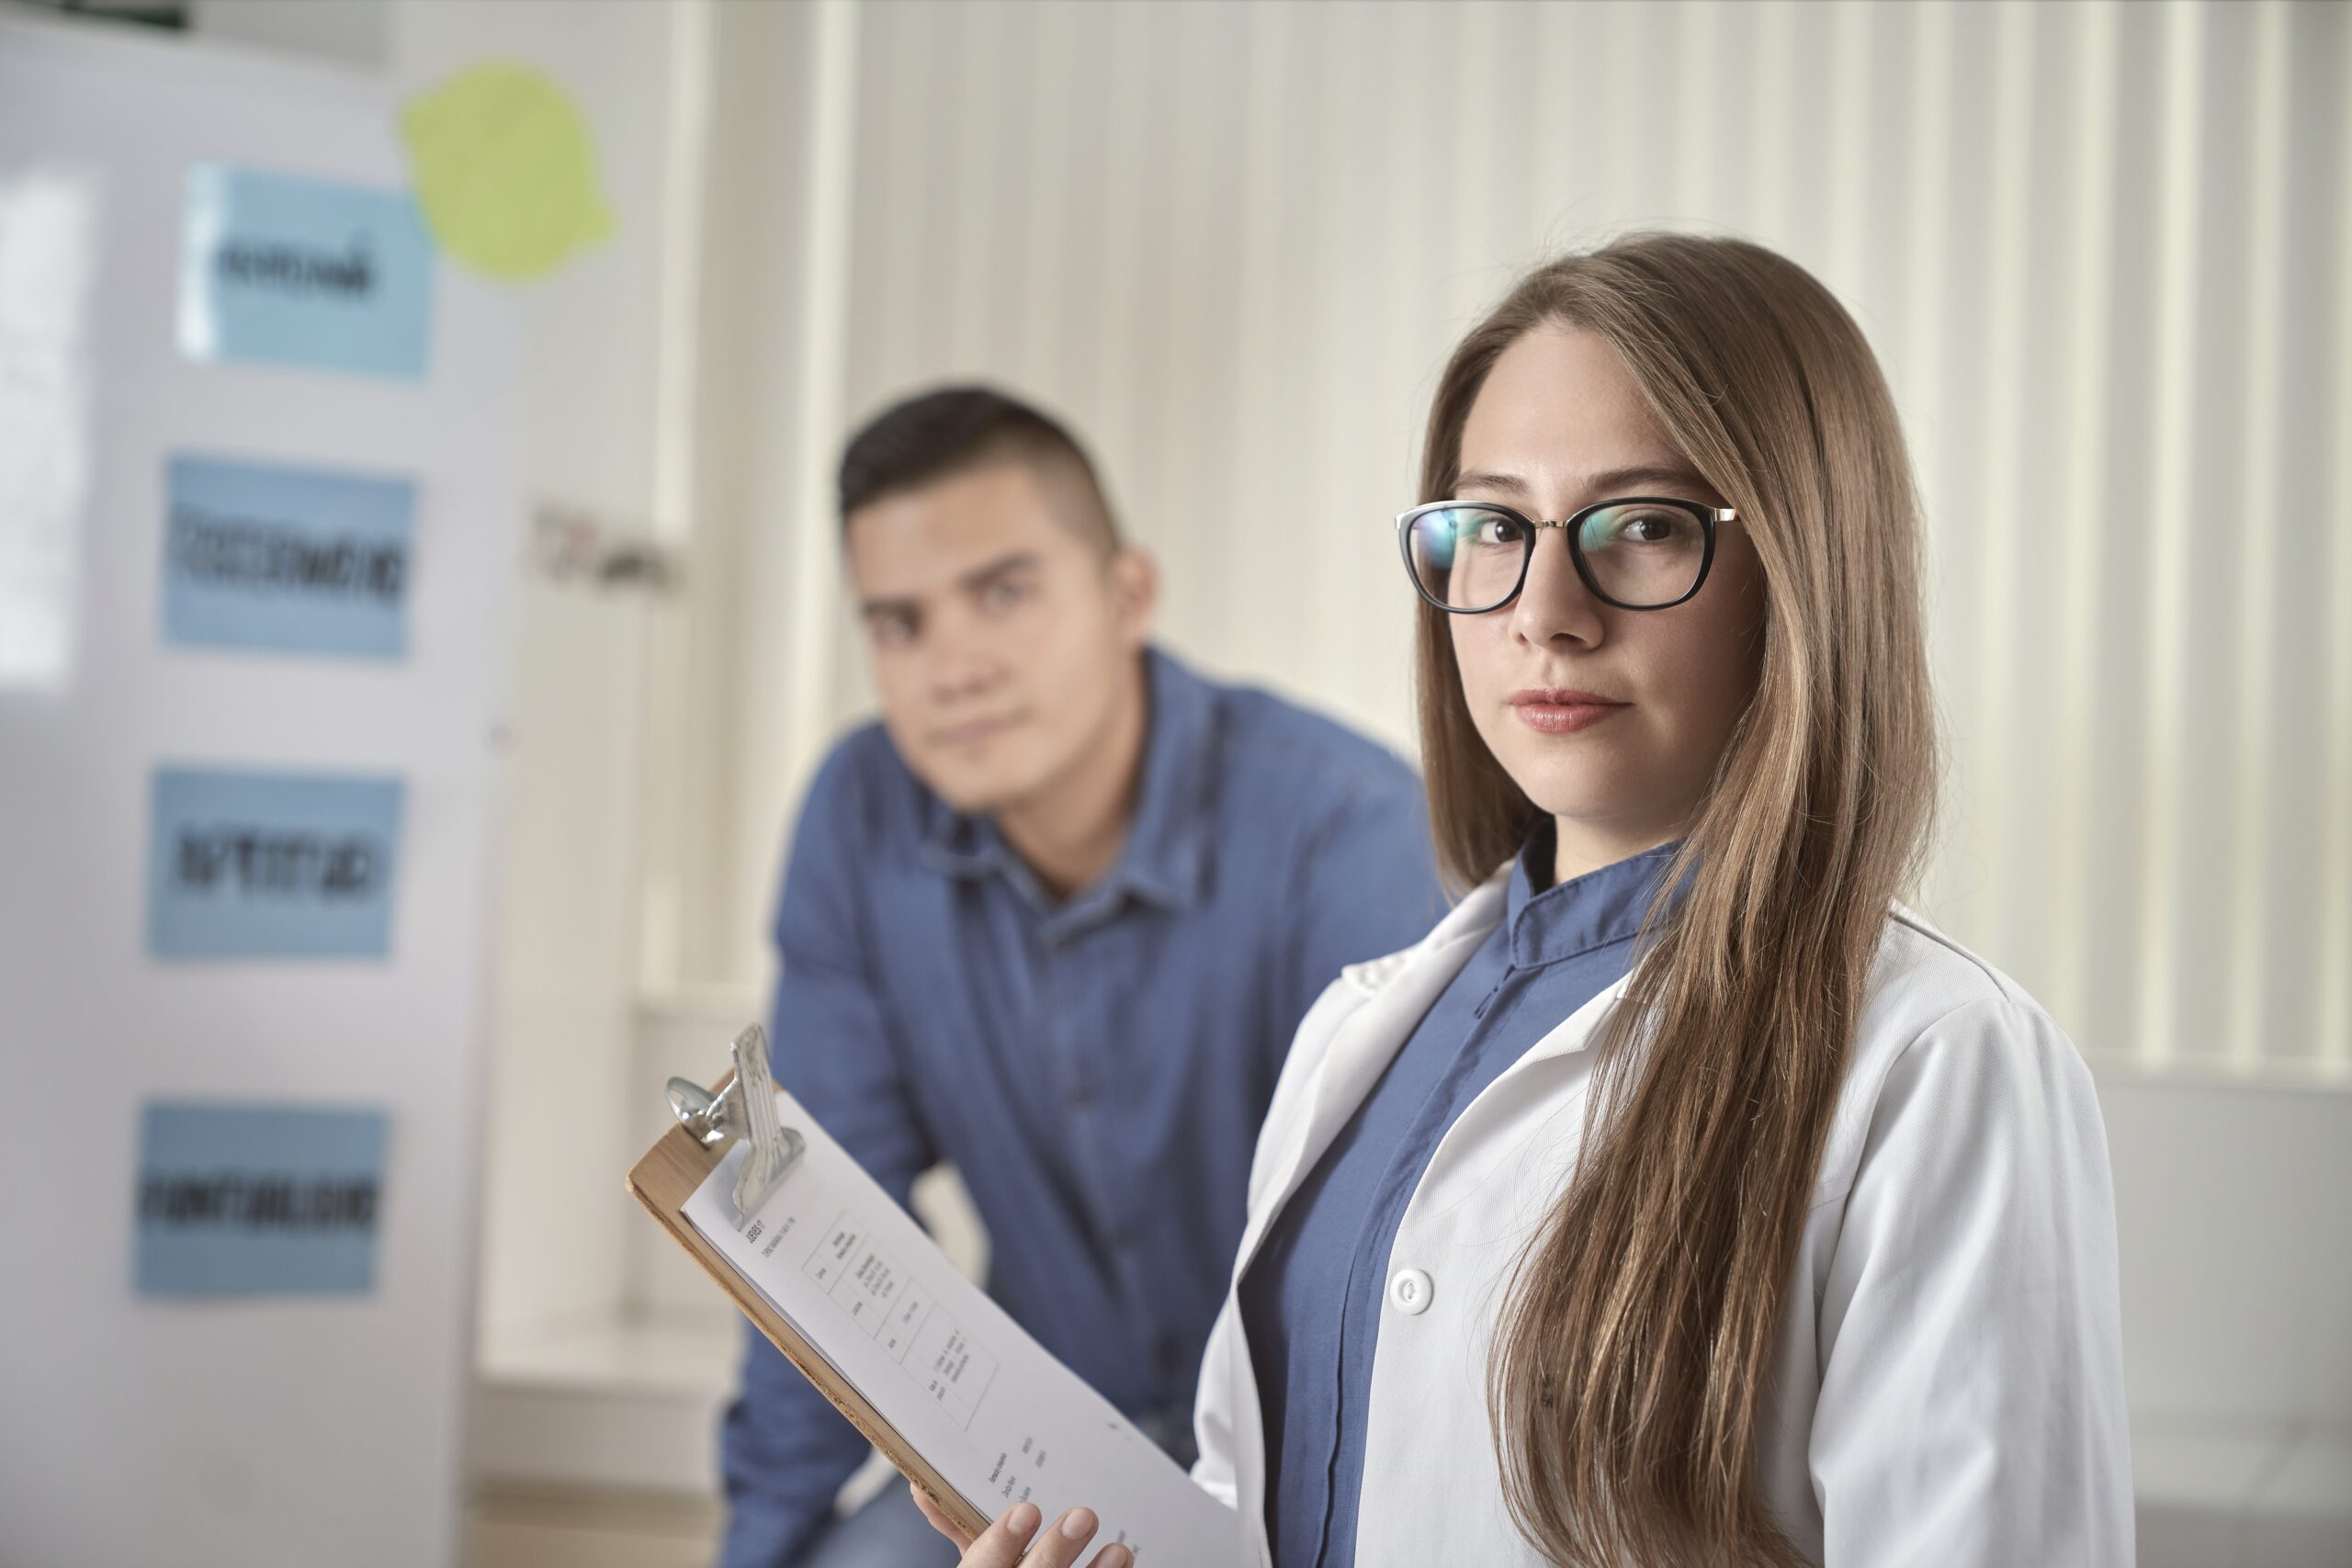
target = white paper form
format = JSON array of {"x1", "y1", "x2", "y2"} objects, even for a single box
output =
[{"x1": 683, "y1": 1088, "x2": 1241, "y2": 1565}]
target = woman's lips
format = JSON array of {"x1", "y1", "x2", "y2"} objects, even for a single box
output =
[{"x1": 1507, "y1": 688, "x2": 1627, "y2": 736}]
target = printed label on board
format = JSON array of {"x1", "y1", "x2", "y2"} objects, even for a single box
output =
[
  {"x1": 163, "y1": 454, "x2": 414, "y2": 659},
  {"x1": 147, "y1": 766, "x2": 404, "y2": 960},
  {"x1": 134, "y1": 1101, "x2": 389, "y2": 1297},
  {"x1": 178, "y1": 163, "x2": 435, "y2": 380}
]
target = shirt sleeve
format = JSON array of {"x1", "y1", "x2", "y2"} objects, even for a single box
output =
[
  {"x1": 1282, "y1": 772, "x2": 1443, "y2": 1032},
  {"x1": 1808, "y1": 995, "x2": 2134, "y2": 1567},
  {"x1": 717, "y1": 746, "x2": 943, "y2": 1568}
]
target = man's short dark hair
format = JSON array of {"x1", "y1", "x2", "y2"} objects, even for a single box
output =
[{"x1": 837, "y1": 385, "x2": 1120, "y2": 551}]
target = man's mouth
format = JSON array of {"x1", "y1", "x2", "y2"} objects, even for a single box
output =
[{"x1": 930, "y1": 711, "x2": 1028, "y2": 750}]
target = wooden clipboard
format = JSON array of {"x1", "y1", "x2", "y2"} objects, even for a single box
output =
[{"x1": 625, "y1": 1069, "x2": 992, "y2": 1540}]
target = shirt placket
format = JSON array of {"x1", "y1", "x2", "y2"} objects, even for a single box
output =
[
  {"x1": 1313, "y1": 1233, "x2": 1374, "y2": 1568},
  {"x1": 1317, "y1": 956, "x2": 1526, "y2": 1568},
  {"x1": 1038, "y1": 911, "x2": 1157, "y2": 1404}
]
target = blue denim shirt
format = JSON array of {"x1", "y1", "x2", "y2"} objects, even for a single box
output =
[
  {"x1": 1239, "y1": 830, "x2": 1679, "y2": 1568},
  {"x1": 718, "y1": 649, "x2": 1445, "y2": 1567}
]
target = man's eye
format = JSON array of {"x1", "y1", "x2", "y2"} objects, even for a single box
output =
[
  {"x1": 979, "y1": 578, "x2": 1029, "y2": 612},
  {"x1": 871, "y1": 611, "x2": 918, "y2": 646}
]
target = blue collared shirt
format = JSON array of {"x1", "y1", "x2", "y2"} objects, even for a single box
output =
[
  {"x1": 1238, "y1": 831, "x2": 1679, "y2": 1568},
  {"x1": 719, "y1": 649, "x2": 1445, "y2": 1567}
]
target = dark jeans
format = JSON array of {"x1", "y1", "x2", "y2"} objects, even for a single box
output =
[{"x1": 797, "y1": 1483, "x2": 958, "y2": 1568}]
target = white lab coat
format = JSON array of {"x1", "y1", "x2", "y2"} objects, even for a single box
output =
[{"x1": 1190, "y1": 872, "x2": 2133, "y2": 1566}]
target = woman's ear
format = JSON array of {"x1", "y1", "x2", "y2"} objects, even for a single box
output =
[{"x1": 1107, "y1": 547, "x2": 1159, "y2": 648}]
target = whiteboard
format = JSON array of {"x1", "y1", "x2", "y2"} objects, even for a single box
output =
[{"x1": 0, "y1": 16, "x2": 515, "y2": 1567}]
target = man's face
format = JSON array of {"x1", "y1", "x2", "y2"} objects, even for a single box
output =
[{"x1": 846, "y1": 459, "x2": 1152, "y2": 815}]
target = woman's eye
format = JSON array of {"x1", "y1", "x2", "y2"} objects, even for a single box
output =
[
  {"x1": 1473, "y1": 517, "x2": 1524, "y2": 547},
  {"x1": 1602, "y1": 512, "x2": 1684, "y2": 546}
]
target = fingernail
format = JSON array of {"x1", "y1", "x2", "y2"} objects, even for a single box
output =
[
  {"x1": 1102, "y1": 1548, "x2": 1133, "y2": 1568},
  {"x1": 1059, "y1": 1506, "x2": 1098, "y2": 1541},
  {"x1": 1005, "y1": 1502, "x2": 1040, "y2": 1538}
]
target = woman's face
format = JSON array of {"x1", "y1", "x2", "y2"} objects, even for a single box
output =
[{"x1": 1448, "y1": 321, "x2": 1769, "y2": 873}]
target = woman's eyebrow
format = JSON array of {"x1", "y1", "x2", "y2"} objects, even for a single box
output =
[
  {"x1": 1453, "y1": 468, "x2": 1532, "y2": 497},
  {"x1": 1453, "y1": 462, "x2": 1713, "y2": 501},
  {"x1": 1581, "y1": 462, "x2": 1713, "y2": 495}
]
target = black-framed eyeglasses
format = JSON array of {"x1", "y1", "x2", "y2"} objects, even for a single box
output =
[{"x1": 1396, "y1": 496, "x2": 1736, "y2": 614}]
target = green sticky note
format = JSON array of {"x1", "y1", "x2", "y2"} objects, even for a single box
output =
[{"x1": 400, "y1": 63, "x2": 614, "y2": 281}]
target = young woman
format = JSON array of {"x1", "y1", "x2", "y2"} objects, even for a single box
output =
[{"x1": 917, "y1": 234, "x2": 2132, "y2": 1567}]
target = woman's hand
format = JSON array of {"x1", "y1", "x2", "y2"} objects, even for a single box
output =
[{"x1": 909, "y1": 1482, "x2": 1133, "y2": 1568}]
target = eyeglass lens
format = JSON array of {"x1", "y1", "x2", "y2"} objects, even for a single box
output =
[{"x1": 1404, "y1": 502, "x2": 1707, "y2": 612}]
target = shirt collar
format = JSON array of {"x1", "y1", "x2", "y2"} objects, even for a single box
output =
[
  {"x1": 919, "y1": 647, "x2": 1216, "y2": 913},
  {"x1": 1503, "y1": 825, "x2": 1682, "y2": 970}
]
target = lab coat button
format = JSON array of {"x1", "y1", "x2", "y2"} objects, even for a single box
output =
[{"x1": 1388, "y1": 1267, "x2": 1432, "y2": 1315}]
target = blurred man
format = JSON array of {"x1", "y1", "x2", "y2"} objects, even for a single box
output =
[{"x1": 718, "y1": 387, "x2": 1442, "y2": 1568}]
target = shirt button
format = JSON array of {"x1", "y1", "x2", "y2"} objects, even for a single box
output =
[{"x1": 1388, "y1": 1267, "x2": 1433, "y2": 1315}]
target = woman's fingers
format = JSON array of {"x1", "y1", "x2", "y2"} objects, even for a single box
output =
[
  {"x1": 1005, "y1": 1506, "x2": 1112, "y2": 1568},
  {"x1": 925, "y1": 1494, "x2": 1125, "y2": 1568},
  {"x1": 977, "y1": 1502, "x2": 1045, "y2": 1567},
  {"x1": 950, "y1": 1504, "x2": 1124, "y2": 1561}
]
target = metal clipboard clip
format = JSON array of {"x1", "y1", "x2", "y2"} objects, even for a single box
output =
[{"x1": 665, "y1": 1024, "x2": 806, "y2": 1228}]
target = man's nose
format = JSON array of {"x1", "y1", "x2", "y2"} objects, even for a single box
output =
[{"x1": 925, "y1": 611, "x2": 1004, "y2": 699}]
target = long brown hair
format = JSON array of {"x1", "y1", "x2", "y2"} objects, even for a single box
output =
[{"x1": 1416, "y1": 235, "x2": 1938, "y2": 1564}]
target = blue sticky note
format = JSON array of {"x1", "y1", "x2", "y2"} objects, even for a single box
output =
[
  {"x1": 134, "y1": 1101, "x2": 389, "y2": 1297},
  {"x1": 162, "y1": 454, "x2": 414, "y2": 660},
  {"x1": 178, "y1": 163, "x2": 435, "y2": 380},
  {"x1": 148, "y1": 766, "x2": 404, "y2": 960}
]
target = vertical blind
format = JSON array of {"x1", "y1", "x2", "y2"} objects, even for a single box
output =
[{"x1": 707, "y1": 0, "x2": 2350, "y2": 1079}]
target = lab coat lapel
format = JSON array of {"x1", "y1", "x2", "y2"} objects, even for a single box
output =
[
  {"x1": 1216, "y1": 879, "x2": 1505, "y2": 1568},
  {"x1": 1230, "y1": 877, "x2": 1506, "y2": 1283},
  {"x1": 1406, "y1": 970, "x2": 1634, "y2": 1214}
]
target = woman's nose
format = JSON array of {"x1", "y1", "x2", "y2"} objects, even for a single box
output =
[{"x1": 1509, "y1": 528, "x2": 1606, "y2": 646}]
